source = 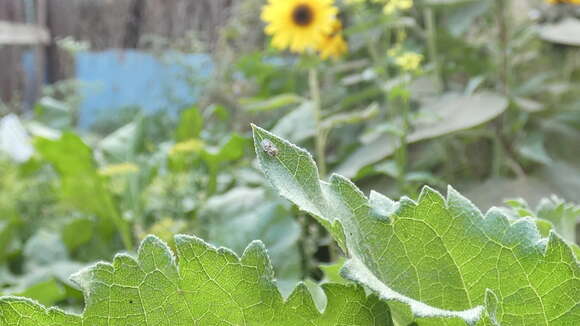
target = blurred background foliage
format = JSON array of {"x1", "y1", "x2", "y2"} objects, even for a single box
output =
[{"x1": 0, "y1": 0, "x2": 579, "y2": 314}]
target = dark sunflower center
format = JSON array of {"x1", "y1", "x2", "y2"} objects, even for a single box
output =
[{"x1": 292, "y1": 4, "x2": 314, "y2": 26}]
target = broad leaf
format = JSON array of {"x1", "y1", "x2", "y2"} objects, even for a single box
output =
[
  {"x1": 253, "y1": 125, "x2": 580, "y2": 325},
  {"x1": 272, "y1": 102, "x2": 316, "y2": 143},
  {"x1": 98, "y1": 118, "x2": 145, "y2": 163},
  {"x1": 175, "y1": 106, "x2": 203, "y2": 141},
  {"x1": 0, "y1": 235, "x2": 392, "y2": 325},
  {"x1": 337, "y1": 92, "x2": 508, "y2": 178},
  {"x1": 503, "y1": 196, "x2": 580, "y2": 244},
  {"x1": 9, "y1": 278, "x2": 67, "y2": 307},
  {"x1": 200, "y1": 187, "x2": 303, "y2": 294},
  {"x1": 538, "y1": 18, "x2": 580, "y2": 47},
  {"x1": 321, "y1": 104, "x2": 380, "y2": 131},
  {"x1": 1, "y1": 232, "x2": 83, "y2": 307}
]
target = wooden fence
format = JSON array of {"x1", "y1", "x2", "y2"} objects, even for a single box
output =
[{"x1": 0, "y1": 0, "x2": 233, "y2": 110}]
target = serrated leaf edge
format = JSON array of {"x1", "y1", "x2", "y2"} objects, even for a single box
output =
[
  {"x1": 1, "y1": 234, "x2": 387, "y2": 324},
  {"x1": 251, "y1": 124, "x2": 580, "y2": 325}
]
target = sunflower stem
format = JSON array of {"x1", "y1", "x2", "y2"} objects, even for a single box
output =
[
  {"x1": 309, "y1": 67, "x2": 327, "y2": 179},
  {"x1": 395, "y1": 95, "x2": 410, "y2": 193},
  {"x1": 495, "y1": 0, "x2": 510, "y2": 95},
  {"x1": 492, "y1": 0, "x2": 510, "y2": 178},
  {"x1": 423, "y1": 7, "x2": 443, "y2": 93}
]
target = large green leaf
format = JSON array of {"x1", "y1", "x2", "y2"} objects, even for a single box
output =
[
  {"x1": 337, "y1": 92, "x2": 508, "y2": 178},
  {"x1": 538, "y1": 18, "x2": 580, "y2": 47},
  {"x1": 200, "y1": 187, "x2": 302, "y2": 294},
  {"x1": 1, "y1": 232, "x2": 83, "y2": 307},
  {"x1": 502, "y1": 196, "x2": 580, "y2": 244},
  {"x1": 252, "y1": 125, "x2": 580, "y2": 325},
  {"x1": 0, "y1": 235, "x2": 392, "y2": 325},
  {"x1": 271, "y1": 101, "x2": 316, "y2": 144}
]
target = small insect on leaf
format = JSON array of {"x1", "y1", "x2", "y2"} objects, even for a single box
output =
[{"x1": 261, "y1": 139, "x2": 279, "y2": 157}]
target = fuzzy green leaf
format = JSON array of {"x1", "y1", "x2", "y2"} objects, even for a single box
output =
[
  {"x1": 200, "y1": 187, "x2": 303, "y2": 295},
  {"x1": 0, "y1": 235, "x2": 392, "y2": 325},
  {"x1": 252, "y1": 125, "x2": 580, "y2": 325}
]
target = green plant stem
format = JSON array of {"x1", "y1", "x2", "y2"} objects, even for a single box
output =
[
  {"x1": 296, "y1": 214, "x2": 312, "y2": 279},
  {"x1": 103, "y1": 188, "x2": 133, "y2": 251},
  {"x1": 309, "y1": 68, "x2": 326, "y2": 179},
  {"x1": 119, "y1": 221, "x2": 134, "y2": 251},
  {"x1": 207, "y1": 165, "x2": 218, "y2": 196},
  {"x1": 308, "y1": 67, "x2": 338, "y2": 265},
  {"x1": 395, "y1": 96, "x2": 410, "y2": 193},
  {"x1": 564, "y1": 48, "x2": 577, "y2": 83},
  {"x1": 110, "y1": 207, "x2": 133, "y2": 251},
  {"x1": 495, "y1": 0, "x2": 510, "y2": 95},
  {"x1": 423, "y1": 7, "x2": 443, "y2": 93},
  {"x1": 491, "y1": 133, "x2": 503, "y2": 177},
  {"x1": 492, "y1": 0, "x2": 511, "y2": 178}
]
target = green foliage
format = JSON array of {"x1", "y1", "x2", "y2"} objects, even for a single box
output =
[
  {"x1": 35, "y1": 133, "x2": 132, "y2": 249},
  {"x1": 336, "y1": 92, "x2": 509, "y2": 178},
  {"x1": 0, "y1": 235, "x2": 392, "y2": 325},
  {"x1": 503, "y1": 196, "x2": 580, "y2": 244},
  {"x1": 0, "y1": 232, "x2": 84, "y2": 308},
  {"x1": 199, "y1": 187, "x2": 303, "y2": 293},
  {"x1": 2, "y1": 0, "x2": 580, "y2": 323},
  {"x1": 241, "y1": 93, "x2": 305, "y2": 112},
  {"x1": 253, "y1": 125, "x2": 580, "y2": 325},
  {"x1": 200, "y1": 133, "x2": 249, "y2": 194},
  {"x1": 175, "y1": 106, "x2": 203, "y2": 141}
]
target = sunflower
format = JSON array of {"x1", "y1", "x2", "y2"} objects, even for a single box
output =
[
  {"x1": 261, "y1": 0, "x2": 338, "y2": 53},
  {"x1": 546, "y1": 0, "x2": 580, "y2": 4},
  {"x1": 317, "y1": 20, "x2": 348, "y2": 60}
]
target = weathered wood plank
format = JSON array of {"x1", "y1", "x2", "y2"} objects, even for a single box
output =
[{"x1": 0, "y1": 21, "x2": 50, "y2": 45}]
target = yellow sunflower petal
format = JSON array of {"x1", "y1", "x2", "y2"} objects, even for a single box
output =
[
  {"x1": 261, "y1": 0, "x2": 339, "y2": 54},
  {"x1": 316, "y1": 19, "x2": 348, "y2": 60}
]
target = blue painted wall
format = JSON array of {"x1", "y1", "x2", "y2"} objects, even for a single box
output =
[{"x1": 75, "y1": 50, "x2": 212, "y2": 128}]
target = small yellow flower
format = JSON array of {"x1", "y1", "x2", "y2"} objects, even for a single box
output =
[
  {"x1": 394, "y1": 52, "x2": 423, "y2": 72},
  {"x1": 99, "y1": 163, "x2": 140, "y2": 176},
  {"x1": 169, "y1": 139, "x2": 204, "y2": 155},
  {"x1": 389, "y1": 45, "x2": 423, "y2": 72},
  {"x1": 317, "y1": 20, "x2": 348, "y2": 60},
  {"x1": 383, "y1": 0, "x2": 414, "y2": 15},
  {"x1": 261, "y1": 0, "x2": 338, "y2": 53}
]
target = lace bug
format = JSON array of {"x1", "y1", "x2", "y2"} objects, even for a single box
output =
[{"x1": 261, "y1": 139, "x2": 279, "y2": 157}]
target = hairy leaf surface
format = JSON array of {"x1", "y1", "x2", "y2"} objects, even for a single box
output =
[
  {"x1": 0, "y1": 235, "x2": 392, "y2": 325},
  {"x1": 200, "y1": 187, "x2": 302, "y2": 294},
  {"x1": 252, "y1": 125, "x2": 580, "y2": 325}
]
